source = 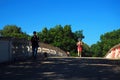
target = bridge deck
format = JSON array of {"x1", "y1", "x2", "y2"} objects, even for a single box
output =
[{"x1": 0, "y1": 57, "x2": 120, "y2": 80}]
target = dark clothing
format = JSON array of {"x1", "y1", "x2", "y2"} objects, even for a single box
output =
[
  {"x1": 31, "y1": 35, "x2": 39, "y2": 59},
  {"x1": 31, "y1": 35, "x2": 39, "y2": 47},
  {"x1": 32, "y1": 46, "x2": 38, "y2": 59}
]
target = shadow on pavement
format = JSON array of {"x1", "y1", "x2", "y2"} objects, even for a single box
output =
[{"x1": 0, "y1": 57, "x2": 120, "y2": 80}]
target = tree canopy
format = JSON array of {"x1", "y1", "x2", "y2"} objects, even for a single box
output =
[
  {"x1": 90, "y1": 29, "x2": 120, "y2": 57},
  {"x1": 0, "y1": 25, "x2": 29, "y2": 39},
  {"x1": 37, "y1": 25, "x2": 90, "y2": 56}
]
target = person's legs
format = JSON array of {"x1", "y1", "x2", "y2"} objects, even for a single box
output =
[
  {"x1": 79, "y1": 51, "x2": 81, "y2": 57},
  {"x1": 34, "y1": 47, "x2": 38, "y2": 58},
  {"x1": 77, "y1": 48, "x2": 79, "y2": 56},
  {"x1": 78, "y1": 51, "x2": 81, "y2": 57},
  {"x1": 78, "y1": 51, "x2": 79, "y2": 56},
  {"x1": 32, "y1": 47, "x2": 35, "y2": 58},
  {"x1": 79, "y1": 48, "x2": 82, "y2": 57}
]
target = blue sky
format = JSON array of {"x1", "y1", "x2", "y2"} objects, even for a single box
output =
[{"x1": 0, "y1": 0, "x2": 120, "y2": 46}]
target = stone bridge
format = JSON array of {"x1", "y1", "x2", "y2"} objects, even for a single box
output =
[
  {"x1": 0, "y1": 37, "x2": 120, "y2": 63},
  {"x1": 0, "y1": 37, "x2": 120, "y2": 80}
]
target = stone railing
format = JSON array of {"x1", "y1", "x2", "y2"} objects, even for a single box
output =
[
  {"x1": 0, "y1": 37, "x2": 67, "y2": 63},
  {"x1": 37, "y1": 43, "x2": 67, "y2": 56},
  {"x1": 11, "y1": 38, "x2": 30, "y2": 60},
  {"x1": 105, "y1": 43, "x2": 120, "y2": 59},
  {"x1": 0, "y1": 37, "x2": 12, "y2": 63},
  {"x1": 0, "y1": 37, "x2": 30, "y2": 63}
]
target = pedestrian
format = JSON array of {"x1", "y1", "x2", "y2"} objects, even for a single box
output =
[
  {"x1": 77, "y1": 40, "x2": 83, "y2": 57},
  {"x1": 31, "y1": 31, "x2": 39, "y2": 59}
]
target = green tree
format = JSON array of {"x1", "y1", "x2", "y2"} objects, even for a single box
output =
[
  {"x1": 82, "y1": 43, "x2": 91, "y2": 57},
  {"x1": 37, "y1": 25, "x2": 87, "y2": 57},
  {"x1": 74, "y1": 30, "x2": 85, "y2": 41},
  {"x1": 90, "y1": 29, "x2": 120, "y2": 57},
  {"x1": 53, "y1": 25, "x2": 64, "y2": 47},
  {"x1": 63, "y1": 25, "x2": 73, "y2": 38},
  {"x1": 0, "y1": 25, "x2": 29, "y2": 39},
  {"x1": 40, "y1": 27, "x2": 49, "y2": 43},
  {"x1": 90, "y1": 42, "x2": 103, "y2": 57},
  {"x1": 100, "y1": 29, "x2": 120, "y2": 56}
]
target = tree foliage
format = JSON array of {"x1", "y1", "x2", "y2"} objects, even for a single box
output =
[
  {"x1": 0, "y1": 25, "x2": 29, "y2": 39},
  {"x1": 38, "y1": 25, "x2": 89, "y2": 56},
  {"x1": 90, "y1": 29, "x2": 120, "y2": 57}
]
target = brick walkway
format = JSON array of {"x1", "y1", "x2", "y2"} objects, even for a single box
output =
[{"x1": 0, "y1": 57, "x2": 120, "y2": 80}]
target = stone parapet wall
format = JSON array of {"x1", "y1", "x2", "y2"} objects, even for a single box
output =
[
  {"x1": 0, "y1": 37, "x2": 67, "y2": 63},
  {"x1": 38, "y1": 43, "x2": 67, "y2": 56},
  {"x1": 0, "y1": 39, "x2": 11, "y2": 63},
  {"x1": 105, "y1": 43, "x2": 120, "y2": 59}
]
